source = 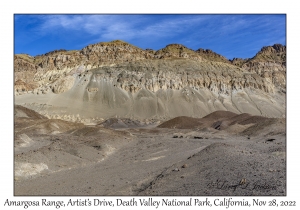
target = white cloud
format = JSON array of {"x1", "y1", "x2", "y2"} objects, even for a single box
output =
[
  {"x1": 36, "y1": 15, "x2": 214, "y2": 41},
  {"x1": 17, "y1": 14, "x2": 285, "y2": 54}
]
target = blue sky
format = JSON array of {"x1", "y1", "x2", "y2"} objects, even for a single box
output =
[{"x1": 14, "y1": 14, "x2": 286, "y2": 59}]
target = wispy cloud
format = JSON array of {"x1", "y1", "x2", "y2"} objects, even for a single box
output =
[
  {"x1": 14, "y1": 14, "x2": 286, "y2": 58},
  {"x1": 17, "y1": 14, "x2": 285, "y2": 44},
  {"x1": 32, "y1": 15, "x2": 214, "y2": 41}
]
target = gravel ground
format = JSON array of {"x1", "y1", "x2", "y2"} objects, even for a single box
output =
[{"x1": 14, "y1": 107, "x2": 286, "y2": 196}]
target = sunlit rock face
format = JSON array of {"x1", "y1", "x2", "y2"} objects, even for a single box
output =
[{"x1": 14, "y1": 41, "x2": 286, "y2": 119}]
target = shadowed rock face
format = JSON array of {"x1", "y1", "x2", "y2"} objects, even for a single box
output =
[{"x1": 14, "y1": 41, "x2": 286, "y2": 120}]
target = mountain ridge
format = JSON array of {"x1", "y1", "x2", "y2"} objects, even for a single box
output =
[
  {"x1": 14, "y1": 40, "x2": 286, "y2": 93},
  {"x1": 15, "y1": 41, "x2": 286, "y2": 64},
  {"x1": 14, "y1": 40, "x2": 286, "y2": 120}
]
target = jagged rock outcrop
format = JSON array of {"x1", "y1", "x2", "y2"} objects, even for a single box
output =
[
  {"x1": 241, "y1": 44, "x2": 286, "y2": 89},
  {"x1": 14, "y1": 41, "x2": 286, "y2": 119},
  {"x1": 81, "y1": 40, "x2": 154, "y2": 63},
  {"x1": 251, "y1": 44, "x2": 286, "y2": 63},
  {"x1": 94, "y1": 59, "x2": 272, "y2": 94},
  {"x1": 230, "y1": 58, "x2": 249, "y2": 67},
  {"x1": 154, "y1": 44, "x2": 203, "y2": 60},
  {"x1": 14, "y1": 41, "x2": 286, "y2": 94},
  {"x1": 195, "y1": 48, "x2": 230, "y2": 64},
  {"x1": 15, "y1": 79, "x2": 37, "y2": 93},
  {"x1": 14, "y1": 54, "x2": 39, "y2": 92},
  {"x1": 16, "y1": 40, "x2": 156, "y2": 93}
]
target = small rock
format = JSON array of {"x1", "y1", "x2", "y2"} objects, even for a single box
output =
[
  {"x1": 173, "y1": 168, "x2": 180, "y2": 172},
  {"x1": 239, "y1": 178, "x2": 247, "y2": 185},
  {"x1": 182, "y1": 164, "x2": 188, "y2": 168}
]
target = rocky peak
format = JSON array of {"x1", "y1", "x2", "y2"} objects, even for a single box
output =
[
  {"x1": 165, "y1": 43, "x2": 187, "y2": 48},
  {"x1": 32, "y1": 40, "x2": 155, "y2": 73},
  {"x1": 195, "y1": 48, "x2": 230, "y2": 63},
  {"x1": 154, "y1": 44, "x2": 202, "y2": 60},
  {"x1": 42, "y1": 49, "x2": 69, "y2": 56},
  {"x1": 260, "y1": 44, "x2": 286, "y2": 54},
  {"x1": 81, "y1": 40, "x2": 141, "y2": 54},
  {"x1": 14, "y1": 54, "x2": 34, "y2": 63},
  {"x1": 14, "y1": 41, "x2": 286, "y2": 97},
  {"x1": 240, "y1": 44, "x2": 286, "y2": 89},
  {"x1": 79, "y1": 40, "x2": 154, "y2": 63},
  {"x1": 250, "y1": 44, "x2": 286, "y2": 64}
]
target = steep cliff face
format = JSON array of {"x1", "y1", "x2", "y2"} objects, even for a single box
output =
[
  {"x1": 14, "y1": 54, "x2": 39, "y2": 92},
  {"x1": 250, "y1": 44, "x2": 286, "y2": 63},
  {"x1": 241, "y1": 44, "x2": 286, "y2": 89},
  {"x1": 14, "y1": 41, "x2": 286, "y2": 120},
  {"x1": 18, "y1": 40, "x2": 156, "y2": 92}
]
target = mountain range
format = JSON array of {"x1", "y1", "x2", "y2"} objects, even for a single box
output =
[{"x1": 14, "y1": 40, "x2": 286, "y2": 121}]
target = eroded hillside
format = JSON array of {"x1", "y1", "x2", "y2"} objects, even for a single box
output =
[{"x1": 14, "y1": 41, "x2": 286, "y2": 120}]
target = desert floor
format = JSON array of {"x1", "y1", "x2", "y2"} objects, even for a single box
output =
[{"x1": 14, "y1": 106, "x2": 286, "y2": 196}]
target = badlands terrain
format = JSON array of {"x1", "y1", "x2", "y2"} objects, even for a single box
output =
[{"x1": 14, "y1": 40, "x2": 286, "y2": 195}]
